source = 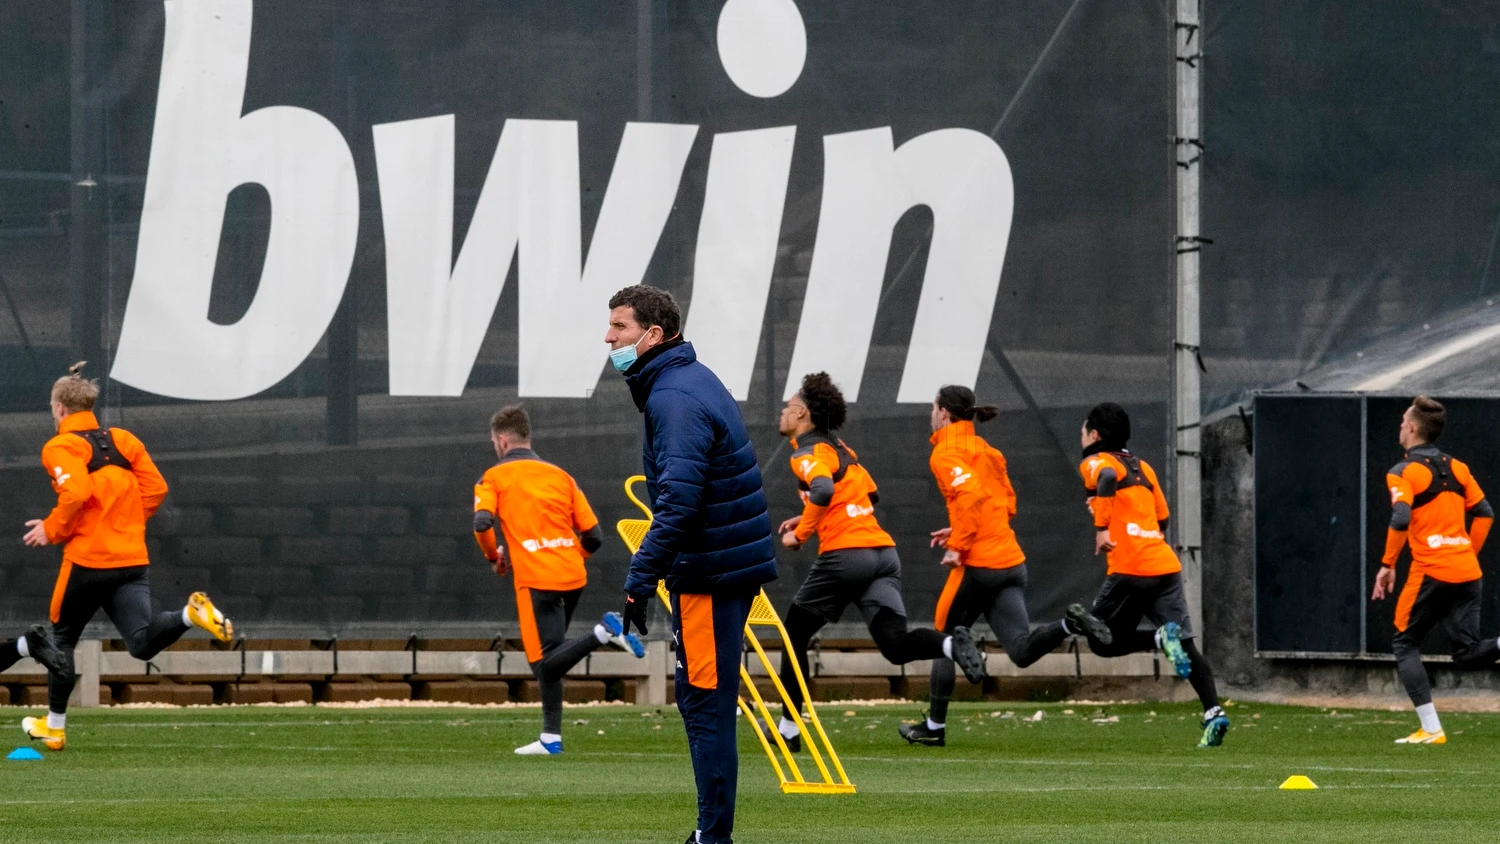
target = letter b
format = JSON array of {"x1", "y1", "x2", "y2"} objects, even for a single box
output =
[{"x1": 112, "y1": 0, "x2": 358, "y2": 400}]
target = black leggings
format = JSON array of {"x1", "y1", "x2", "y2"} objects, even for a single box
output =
[
  {"x1": 779, "y1": 603, "x2": 945, "y2": 721},
  {"x1": 521, "y1": 587, "x2": 605, "y2": 735},
  {"x1": 50, "y1": 565, "x2": 189, "y2": 713},
  {"x1": 929, "y1": 565, "x2": 1070, "y2": 723}
]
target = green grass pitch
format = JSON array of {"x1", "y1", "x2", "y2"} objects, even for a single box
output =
[{"x1": 0, "y1": 700, "x2": 1495, "y2": 843}]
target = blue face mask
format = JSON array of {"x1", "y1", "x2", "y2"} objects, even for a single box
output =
[{"x1": 609, "y1": 332, "x2": 650, "y2": 373}]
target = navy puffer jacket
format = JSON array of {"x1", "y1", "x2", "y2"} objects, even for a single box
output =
[{"x1": 622, "y1": 340, "x2": 778, "y2": 596}]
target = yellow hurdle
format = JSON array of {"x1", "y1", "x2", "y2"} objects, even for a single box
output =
[{"x1": 616, "y1": 475, "x2": 855, "y2": 795}]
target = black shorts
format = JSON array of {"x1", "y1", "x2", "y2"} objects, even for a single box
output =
[
  {"x1": 1089, "y1": 572, "x2": 1194, "y2": 638},
  {"x1": 1394, "y1": 573, "x2": 1482, "y2": 654},
  {"x1": 790, "y1": 546, "x2": 906, "y2": 624}
]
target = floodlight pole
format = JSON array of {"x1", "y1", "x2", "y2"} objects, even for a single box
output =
[{"x1": 1173, "y1": 0, "x2": 1205, "y2": 636}]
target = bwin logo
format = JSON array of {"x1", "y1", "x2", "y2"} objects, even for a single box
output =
[{"x1": 112, "y1": 0, "x2": 1014, "y2": 404}]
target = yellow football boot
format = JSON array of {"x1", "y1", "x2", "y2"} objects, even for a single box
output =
[
  {"x1": 21, "y1": 716, "x2": 65, "y2": 751},
  {"x1": 187, "y1": 592, "x2": 233, "y2": 642},
  {"x1": 1394, "y1": 728, "x2": 1446, "y2": 745}
]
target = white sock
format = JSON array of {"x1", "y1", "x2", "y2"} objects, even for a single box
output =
[
  {"x1": 540, "y1": 732, "x2": 562, "y2": 745},
  {"x1": 46, "y1": 711, "x2": 65, "y2": 730},
  {"x1": 1060, "y1": 618, "x2": 1076, "y2": 636},
  {"x1": 942, "y1": 637, "x2": 953, "y2": 659},
  {"x1": 927, "y1": 717, "x2": 945, "y2": 730},
  {"x1": 1153, "y1": 628, "x2": 1164, "y2": 648},
  {"x1": 593, "y1": 624, "x2": 610, "y2": 644},
  {"x1": 1203, "y1": 705, "x2": 1224, "y2": 722},
  {"x1": 15, "y1": 636, "x2": 28, "y2": 658},
  {"x1": 778, "y1": 717, "x2": 800, "y2": 739},
  {"x1": 181, "y1": 606, "x2": 193, "y2": 627},
  {"x1": 1415, "y1": 703, "x2": 1442, "y2": 734}
]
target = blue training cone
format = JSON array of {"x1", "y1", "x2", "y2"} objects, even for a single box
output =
[{"x1": 7, "y1": 747, "x2": 43, "y2": 761}]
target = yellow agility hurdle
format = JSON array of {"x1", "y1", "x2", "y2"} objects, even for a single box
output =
[{"x1": 616, "y1": 475, "x2": 855, "y2": 795}]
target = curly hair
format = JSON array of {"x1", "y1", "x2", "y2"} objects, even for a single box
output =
[
  {"x1": 52, "y1": 361, "x2": 100, "y2": 413},
  {"x1": 799, "y1": 372, "x2": 847, "y2": 432}
]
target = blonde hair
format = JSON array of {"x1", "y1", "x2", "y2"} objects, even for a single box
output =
[{"x1": 52, "y1": 361, "x2": 100, "y2": 414}]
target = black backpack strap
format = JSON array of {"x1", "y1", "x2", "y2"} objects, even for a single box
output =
[
  {"x1": 1109, "y1": 452, "x2": 1154, "y2": 493},
  {"x1": 72, "y1": 428, "x2": 134, "y2": 474},
  {"x1": 793, "y1": 432, "x2": 856, "y2": 490},
  {"x1": 1410, "y1": 452, "x2": 1465, "y2": 509}
]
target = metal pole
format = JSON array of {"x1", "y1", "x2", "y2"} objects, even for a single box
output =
[
  {"x1": 1174, "y1": 0, "x2": 1204, "y2": 635},
  {"x1": 69, "y1": 0, "x2": 105, "y2": 376}
]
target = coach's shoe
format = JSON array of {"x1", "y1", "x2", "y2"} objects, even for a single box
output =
[
  {"x1": 1065, "y1": 604, "x2": 1113, "y2": 646},
  {"x1": 186, "y1": 592, "x2": 233, "y2": 642},
  {"x1": 1156, "y1": 622, "x2": 1191, "y2": 679},
  {"x1": 514, "y1": 737, "x2": 564, "y2": 755},
  {"x1": 898, "y1": 714, "x2": 946, "y2": 747},
  {"x1": 22, "y1": 625, "x2": 67, "y2": 675},
  {"x1": 1198, "y1": 713, "x2": 1230, "y2": 748},
  {"x1": 1395, "y1": 728, "x2": 1446, "y2": 745},
  {"x1": 949, "y1": 626, "x2": 988, "y2": 684},
  {"x1": 600, "y1": 611, "x2": 646, "y2": 658},
  {"x1": 21, "y1": 717, "x2": 64, "y2": 751}
]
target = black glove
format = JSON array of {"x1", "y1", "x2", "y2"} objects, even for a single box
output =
[
  {"x1": 473, "y1": 509, "x2": 496, "y2": 532},
  {"x1": 622, "y1": 592, "x2": 651, "y2": 636}
]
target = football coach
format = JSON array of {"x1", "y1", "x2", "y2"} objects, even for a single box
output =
[{"x1": 605, "y1": 284, "x2": 778, "y2": 844}]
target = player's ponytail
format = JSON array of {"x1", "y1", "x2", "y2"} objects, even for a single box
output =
[{"x1": 936, "y1": 385, "x2": 998, "y2": 423}]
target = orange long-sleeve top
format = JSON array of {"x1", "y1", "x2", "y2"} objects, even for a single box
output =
[
  {"x1": 787, "y1": 435, "x2": 893, "y2": 552},
  {"x1": 928, "y1": 420, "x2": 1025, "y2": 569},
  {"x1": 1079, "y1": 450, "x2": 1180, "y2": 577},
  {"x1": 42, "y1": 411, "x2": 166, "y2": 569},
  {"x1": 1382, "y1": 446, "x2": 1491, "y2": 582}
]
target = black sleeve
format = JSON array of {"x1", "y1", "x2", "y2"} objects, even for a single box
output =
[
  {"x1": 579, "y1": 523, "x2": 604, "y2": 554},
  {"x1": 1095, "y1": 467, "x2": 1118, "y2": 497},
  {"x1": 1390, "y1": 502, "x2": 1412, "y2": 531},
  {"x1": 1158, "y1": 516, "x2": 1169, "y2": 534},
  {"x1": 807, "y1": 476, "x2": 835, "y2": 507},
  {"x1": 473, "y1": 509, "x2": 496, "y2": 532},
  {"x1": 1469, "y1": 499, "x2": 1494, "y2": 520},
  {"x1": 868, "y1": 489, "x2": 880, "y2": 506}
]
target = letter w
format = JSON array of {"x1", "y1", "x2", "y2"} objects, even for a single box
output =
[{"x1": 373, "y1": 117, "x2": 696, "y2": 396}]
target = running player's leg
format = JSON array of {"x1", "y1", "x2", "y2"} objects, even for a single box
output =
[
  {"x1": 1085, "y1": 575, "x2": 1157, "y2": 657},
  {"x1": 777, "y1": 556, "x2": 851, "y2": 745},
  {"x1": 1142, "y1": 574, "x2": 1227, "y2": 745},
  {"x1": 26, "y1": 567, "x2": 105, "y2": 748},
  {"x1": 517, "y1": 588, "x2": 590, "y2": 753},
  {"x1": 777, "y1": 604, "x2": 828, "y2": 747},
  {"x1": 1447, "y1": 580, "x2": 1500, "y2": 668},
  {"x1": 0, "y1": 626, "x2": 63, "y2": 674},
  {"x1": 1391, "y1": 573, "x2": 1449, "y2": 741},
  {"x1": 904, "y1": 565, "x2": 985, "y2": 745},
  {"x1": 859, "y1": 549, "x2": 947, "y2": 664},
  {"x1": 982, "y1": 566, "x2": 1068, "y2": 668},
  {"x1": 101, "y1": 568, "x2": 190, "y2": 661}
]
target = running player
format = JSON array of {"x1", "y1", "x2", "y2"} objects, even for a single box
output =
[
  {"x1": 20, "y1": 363, "x2": 231, "y2": 750},
  {"x1": 1372, "y1": 396, "x2": 1499, "y2": 745},
  {"x1": 472, "y1": 404, "x2": 644, "y2": 756},
  {"x1": 899, "y1": 386, "x2": 1111, "y2": 747},
  {"x1": 1072, "y1": 402, "x2": 1228, "y2": 748},
  {"x1": 774, "y1": 373, "x2": 987, "y2": 752}
]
